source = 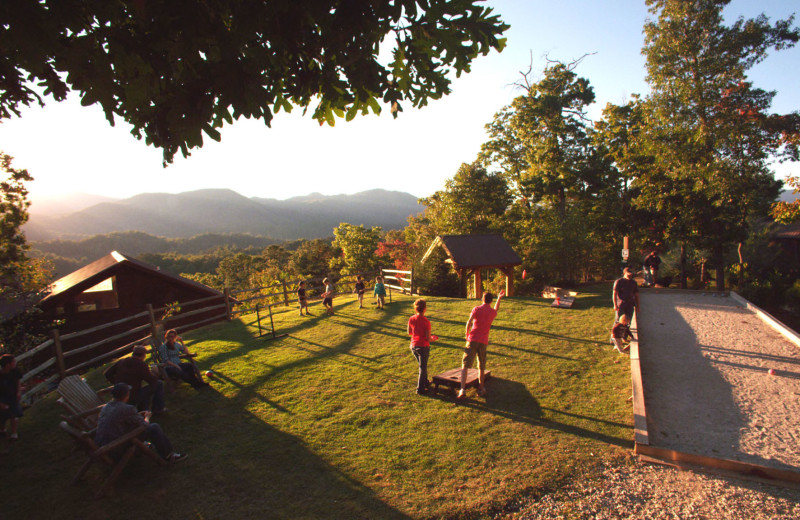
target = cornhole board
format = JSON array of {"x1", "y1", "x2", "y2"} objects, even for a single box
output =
[
  {"x1": 551, "y1": 296, "x2": 576, "y2": 309},
  {"x1": 432, "y1": 368, "x2": 491, "y2": 395}
]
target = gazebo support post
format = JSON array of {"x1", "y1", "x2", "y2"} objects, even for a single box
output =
[
  {"x1": 502, "y1": 266, "x2": 514, "y2": 297},
  {"x1": 473, "y1": 269, "x2": 483, "y2": 300},
  {"x1": 458, "y1": 268, "x2": 468, "y2": 299}
]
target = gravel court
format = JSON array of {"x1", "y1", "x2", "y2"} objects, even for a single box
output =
[
  {"x1": 498, "y1": 290, "x2": 800, "y2": 519},
  {"x1": 638, "y1": 291, "x2": 800, "y2": 470}
]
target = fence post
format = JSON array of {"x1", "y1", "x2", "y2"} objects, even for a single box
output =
[
  {"x1": 52, "y1": 329, "x2": 66, "y2": 379},
  {"x1": 282, "y1": 280, "x2": 289, "y2": 307},
  {"x1": 256, "y1": 304, "x2": 263, "y2": 337},
  {"x1": 410, "y1": 267, "x2": 414, "y2": 296},
  {"x1": 223, "y1": 288, "x2": 232, "y2": 320},
  {"x1": 147, "y1": 304, "x2": 159, "y2": 343}
]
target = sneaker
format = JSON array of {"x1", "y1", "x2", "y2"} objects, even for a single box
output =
[
  {"x1": 167, "y1": 452, "x2": 188, "y2": 463},
  {"x1": 456, "y1": 389, "x2": 466, "y2": 400},
  {"x1": 477, "y1": 387, "x2": 487, "y2": 397}
]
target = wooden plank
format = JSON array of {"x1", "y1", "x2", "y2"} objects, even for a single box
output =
[
  {"x1": 635, "y1": 444, "x2": 800, "y2": 485},
  {"x1": 629, "y1": 313, "x2": 648, "y2": 446},
  {"x1": 381, "y1": 269, "x2": 411, "y2": 275},
  {"x1": 163, "y1": 303, "x2": 226, "y2": 322},
  {"x1": 59, "y1": 310, "x2": 150, "y2": 341},
  {"x1": 20, "y1": 357, "x2": 56, "y2": 383},
  {"x1": 20, "y1": 374, "x2": 59, "y2": 403},
  {"x1": 15, "y1": 339, "x2": 54, "y2": 363},
  {"x1": 63, "y1": 323, "x2": 151, "y2": 359}
]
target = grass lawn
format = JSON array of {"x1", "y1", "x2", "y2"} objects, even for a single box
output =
[{"x1": 3, "y1": 284, "x2": 633, "y2": 519}]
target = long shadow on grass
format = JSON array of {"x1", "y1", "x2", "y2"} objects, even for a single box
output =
[{"x1": 435, "y1": 378, "x2": 630, "y2": 449}]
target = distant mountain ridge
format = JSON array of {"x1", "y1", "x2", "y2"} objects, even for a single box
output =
[{"x1": 25, "y1": 188, "x2": 424, "y2": 241}]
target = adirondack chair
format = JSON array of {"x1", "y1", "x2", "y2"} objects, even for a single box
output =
[
  {"x1": 57, "y1": 375, "x2": 113, "y2": 430},
  {"x1": 59, "y1": 407, "x2": 166, "y2": 499}
]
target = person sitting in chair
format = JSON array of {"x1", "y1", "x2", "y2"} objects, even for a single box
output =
[
  {"x1": 158, "y1": 330, "x2": 208, "y2": 389},
  {"x1": 95, "y1": 382, "x2": 187, "y2": 463},
  {"x1": 104, "y1": 345, "x2": 166, "y2": 412}
]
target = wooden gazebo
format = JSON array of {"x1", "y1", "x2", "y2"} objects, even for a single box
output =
[{"x1": 421, "y1": 234, "x2": 522, "y2": 298}]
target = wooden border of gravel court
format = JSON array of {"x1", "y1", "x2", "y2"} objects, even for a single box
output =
[{"x1": 630, "y1": 290, "x2": 800, "y2": 487}]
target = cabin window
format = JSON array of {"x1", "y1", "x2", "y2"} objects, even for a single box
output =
[{"x1": 75, "y1": 276, "x2": 119, "y2": 311}]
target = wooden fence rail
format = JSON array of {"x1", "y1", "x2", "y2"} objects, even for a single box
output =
[{"x1": 15, "y1": 270, "x2": 392, "y2": 404}]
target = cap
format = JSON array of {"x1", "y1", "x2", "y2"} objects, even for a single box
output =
[
  {"x1": 111, "y1": 382, "x2": 131, "y2": 399},
  {"x1": 132, "y1": 345, "x2": 148, "y2": 356}
]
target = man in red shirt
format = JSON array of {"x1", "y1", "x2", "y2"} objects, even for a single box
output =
[{"x1": 458, "y1": 289, "x2": 505, "y2": 399}]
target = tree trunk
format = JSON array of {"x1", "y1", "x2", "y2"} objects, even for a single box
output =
[
  {"x1": 700, "y1": 258, "x2": 707, "y2": 287},
  {"x1": 714, "y1": 245, "x2": 725, "y2": 292},
  {"x1": 680, "y1": 243, "x2": 687, "y2": 289},
  {"x1": 737, "y1": 242, "x2": 745, "y2": 289}
]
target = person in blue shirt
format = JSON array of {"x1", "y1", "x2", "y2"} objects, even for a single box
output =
[{"x1": 158, "y1": 329, "x2": 208, "y2": 389}]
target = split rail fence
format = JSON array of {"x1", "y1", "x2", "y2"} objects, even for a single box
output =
[{"x1": 15, "y1": 267, "x2": 415, "y2": 403}]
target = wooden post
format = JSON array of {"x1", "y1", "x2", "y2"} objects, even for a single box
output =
[
  {"x1": 146, "y1": 304, "x2": 159, "y2": 342},
  {"x1": 52, "y1": 329, "x2": 66, "y2": 378},
  {"x1": 504, "y1": 267, "x2": 514, "y2": 296},
  {"x1": 474, "y1": 269, "x2": 483, "y2": 300},
  {"x1": 255, "y1": 304, "x2": 263, "y2": 337},
  {"x1": 282, "y1": 280, "x2": 289, "y2": 307},
  {"x1": 267, "y1": 304, "x2": 276, "y2": 339},
  {"x1": 459, "y1": 269, "x2": 468, "y2": 299},
  {"x1": 223, "y1": 288, "x2": 232, "y2": 320}
]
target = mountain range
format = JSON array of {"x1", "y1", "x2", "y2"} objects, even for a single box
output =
[{"x1": 25, "y1": 188, "x2": 424, "y2": 241}]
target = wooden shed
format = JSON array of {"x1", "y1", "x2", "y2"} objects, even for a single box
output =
[
  {"x1": 38, "y1": 251, "x2": 228, "y2": 368},
  {"x1": 421, "y1": 234, "x2": 522, "y2": 298}
]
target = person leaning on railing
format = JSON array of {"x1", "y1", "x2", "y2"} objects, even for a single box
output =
[{"x1": 158, "y1": 329, "x2": 208, "y2": 389}]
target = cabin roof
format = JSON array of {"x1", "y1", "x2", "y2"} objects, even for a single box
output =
[{"x1": 41, "y1": 251, "x2": 221, "y2": 303}]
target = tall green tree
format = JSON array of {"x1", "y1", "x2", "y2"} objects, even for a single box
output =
[
  {"x1": 639, "y1": 0, "x2": 798, "y2": 289},
  {"x1": 1, "y1": 0, "x2": 507, "y2": 164},
  {"x1": 331, "y1": 223, "x2": 382, "y2": 275},
  {"x1": 480, "y1": 60, "x2": 600, "y2": 282},
  {"x1": 419, "y1": 161, "x2": 510, "y2": 236},
  {"x1": 1, "y1": 153, "x2": 53, "y2": 354}
]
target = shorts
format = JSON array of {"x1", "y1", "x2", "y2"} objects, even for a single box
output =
[
  {"x1": 0, "y1": 401, "x2": 23, "y2": 421},
  {"x1": 616, "y1": 303, "x2": 635, "y2": 322},
  {"x1": 299, "y1": 298, "x2": 308, "y2": 306},
  {"x1": 462, "y1": 341, "x2": 487, "y2": 371},
  {"x1": 323, "y1": 297, "x2": 333, "y2": 307}
]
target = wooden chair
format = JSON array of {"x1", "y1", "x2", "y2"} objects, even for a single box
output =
[
  {"x1": 57, "y1": 375, "x2": 113, "y2": 430},
  {"x1": 59, "y1": 407, "x2": 166, "y2": 499}
]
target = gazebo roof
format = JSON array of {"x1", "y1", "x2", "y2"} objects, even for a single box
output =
[{"x1": 421, "y1": 234, "x2": 522, "y2": 270}]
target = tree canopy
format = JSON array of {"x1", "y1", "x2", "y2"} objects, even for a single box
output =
[{"x1": 1, "y1": 0, "x2": 508, "y2": 164}]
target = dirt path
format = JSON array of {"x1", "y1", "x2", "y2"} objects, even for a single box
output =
[{"x1": 637, "y1": 291, "x2": 800, "y2": 470}]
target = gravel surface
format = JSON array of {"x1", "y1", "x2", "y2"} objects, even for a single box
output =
[
  {"x1": 500, "y1": 459, "x2": 800, "y2": 519},
  {"x1": 494, "y1": 291, "x2": 800, "y2": 519}
]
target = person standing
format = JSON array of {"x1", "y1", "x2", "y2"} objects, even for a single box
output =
[
  {"x1": 297, "y1": 281, "x2": 311, "y2": 316},
  {"x1": 322, "y1": 277, "x2": 336, "y2": 315},
  {"x1": 354, "y1": 276, "x2": 366, "y2": 309},
  {"x1": 458, "y1": 289, "x2": 505, "y2": 399},
  {"x1": 643, "y1": 251, "x2": 662, "y2": 287},
  {"x1": 407, "y1": 299, "x2": 434, "y2": 395},
  {"x1": 373, "y1": 276, "x2": 386, "y2": 310},
  {"x1": 612, "y1": 267, "x2": 640, "y2": 324},
  {"x1": 0, "y1": 355, "x2": 23, "y2": 441}
]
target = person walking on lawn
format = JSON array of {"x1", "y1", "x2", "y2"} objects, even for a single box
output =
[
  {"x1": 458, "y1": 289, "x2": 505, "y2": 399},
  {"x1": 408, "y1": 299, "x2": 437, "y2": 395}
]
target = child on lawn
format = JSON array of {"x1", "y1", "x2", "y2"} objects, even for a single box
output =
[
  {"x1": 611, "y1": 314, "x2": 633, "y2": 354},
  {"x1": 354, "y1": 276, "x2": 366, "y2": 309},
  {"x1": 373, "y1": 276, "x2": 386, "y2": 309},
  {"x1": 408, "y1": 299, "x2": 437, "y2": 395},
  {"x1": 297, "y1": 281, "x2": 311, "y2": 316},
  {"x1": 322, "y1": 277, "x2": 336, "y2": 316}
]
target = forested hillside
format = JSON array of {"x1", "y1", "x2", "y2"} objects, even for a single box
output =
[{"x1": 24, "y1": 188, "x2": 423, "y2": 241}]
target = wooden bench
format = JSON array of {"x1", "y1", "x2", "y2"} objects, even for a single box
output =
[{"x1": 432, "y1": 368, "x2": 491, "y2": 396}]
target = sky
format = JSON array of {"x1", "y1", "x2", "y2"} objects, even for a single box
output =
[{"x1": 0, "y1": 0, "x2": 798, "y2": 204}]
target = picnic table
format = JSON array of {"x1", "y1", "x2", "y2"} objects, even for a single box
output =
[{"x1": 432, "y1": 368, "x2": 491, "y2": 395}]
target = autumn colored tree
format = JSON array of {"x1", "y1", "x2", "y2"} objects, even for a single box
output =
[
  {"x1": 639, "y1": 0, "x2": 798, "y2": 289},
  {"x1": 1, "y1": 0, "x2": 507, "y2": 164}
]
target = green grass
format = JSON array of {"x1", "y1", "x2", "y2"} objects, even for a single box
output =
[{"x1": 3, "y1": 285, "x2": 632, "y2": 519}]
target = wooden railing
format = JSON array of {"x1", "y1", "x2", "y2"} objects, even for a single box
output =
[
  {"x1": 381, "y1": 268, "x2": 415, "y2": 297},
  {"x1": 17, "y1": 292, "x2": 229, "y2": 404},
  {"x1": 15, "y1": 269, "x2": 404, "y2": 404}
]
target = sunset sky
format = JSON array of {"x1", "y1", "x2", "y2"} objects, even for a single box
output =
[{"x1": 1, "y1": 0, "x2": 798, "y2": 204}]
